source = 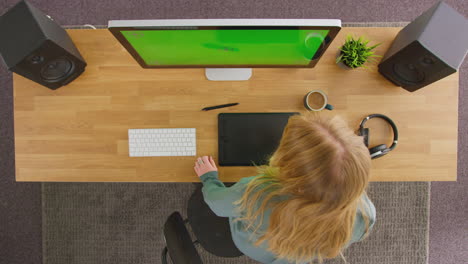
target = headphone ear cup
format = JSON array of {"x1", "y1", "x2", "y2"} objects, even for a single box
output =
[{"x1": 369, "y1": 144, "x2": 388, "y2": 159}]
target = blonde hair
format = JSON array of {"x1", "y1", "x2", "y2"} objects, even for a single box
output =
[{"x1": 235, "y1": 112, "x2": 372, "y2": 263}]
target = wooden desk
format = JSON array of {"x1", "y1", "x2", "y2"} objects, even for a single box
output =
[{"x1": 13, "y1": 28, "x2": 458, "y2": 182}]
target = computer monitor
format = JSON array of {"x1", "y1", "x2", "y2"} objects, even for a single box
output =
[{"x1": 108, "y1": 19, "x2": 341, "y2": 81}]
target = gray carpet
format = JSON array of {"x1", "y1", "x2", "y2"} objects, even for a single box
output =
[{"x1": 42, "y1": 182, "x2": 429, "y2": 264}]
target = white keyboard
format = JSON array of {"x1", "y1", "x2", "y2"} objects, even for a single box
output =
[{"x1": 128, "y1": 128, "x2": 196, "y2": 157}]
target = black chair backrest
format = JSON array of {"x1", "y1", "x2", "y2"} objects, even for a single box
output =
[{"x1": 163, "y1": 211, "x2": 203, "y2": 264}]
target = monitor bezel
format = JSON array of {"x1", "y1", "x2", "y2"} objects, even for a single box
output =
[{"x1": 108, "y1": 19, "x2": 341, "y2": 69}]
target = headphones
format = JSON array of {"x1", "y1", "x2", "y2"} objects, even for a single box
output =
[{"x1": 358, "y1": 114, "x2": 398, "y2": 159}]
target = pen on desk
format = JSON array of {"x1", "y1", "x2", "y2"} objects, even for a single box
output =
[{"x1": 202, "y1": 103, "x2": 239, "y2": 111}]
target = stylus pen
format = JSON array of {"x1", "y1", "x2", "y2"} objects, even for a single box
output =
[{"x1": 202, "y1": 103, "x2": 239, "y2": 111}]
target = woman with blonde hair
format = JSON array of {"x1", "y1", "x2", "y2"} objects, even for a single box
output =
[{"x1": 194, "y1": 113, "x2": 376, "y2": 264}]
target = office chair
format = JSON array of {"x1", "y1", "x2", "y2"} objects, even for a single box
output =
[
  {"x1": 161, "y1": 211, "x2": 203, "y2": 264},
  {"x1": 161, "y1": 185, "x2": 243, "y2": 264}
]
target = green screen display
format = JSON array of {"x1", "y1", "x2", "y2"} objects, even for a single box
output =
[{"x1": 121, "y1": 29, "x2": 329, "y2": 66}]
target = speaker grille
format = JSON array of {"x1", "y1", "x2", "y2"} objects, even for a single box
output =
[
  {"x1": 393, "y1": 63, "x2": 425, "y2": 84},
  {"x1": 40, "y1": 58, "x2": 75, "y2": 82}
]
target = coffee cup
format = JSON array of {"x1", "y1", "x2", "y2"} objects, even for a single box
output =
[{"x1": 303, "y1": 90, "x2": 333, "y2": 111}]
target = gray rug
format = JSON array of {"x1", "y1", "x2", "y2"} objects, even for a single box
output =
[{"x1": 42, "y1": 182, "x2": 429, "y2": 264}]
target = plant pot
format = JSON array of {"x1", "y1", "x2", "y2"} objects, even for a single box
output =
[{"x1": 336, "y1": 50, "x2": 352, "y2": 70}]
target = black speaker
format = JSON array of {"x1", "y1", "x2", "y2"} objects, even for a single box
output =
[
  {"x1": 0, "y1": 1, "x2": 86, "y2": 90},
  {"x1": 378, "y1": 2, "x2": 468, "y2": 92}
]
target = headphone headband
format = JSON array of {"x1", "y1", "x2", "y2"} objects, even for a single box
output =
[{"x1": 359, "y1": 114, "x2": 399, "y2": 150}]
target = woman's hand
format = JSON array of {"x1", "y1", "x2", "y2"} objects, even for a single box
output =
[{"x1": 194, "y1": 156, "x2": 218, "y2": 177}]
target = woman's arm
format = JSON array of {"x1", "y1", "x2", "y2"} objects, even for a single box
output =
[
  {"x1": 200, "y1": 171, "x2": 251, "y2": 217},
  {"x1": 194, "y1": 156, "x2": 250, "y2": 217}
]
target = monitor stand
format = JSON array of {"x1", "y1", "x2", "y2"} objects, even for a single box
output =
[{"x1": 205, "y1": 68, "x2": 252, "y2": 81}]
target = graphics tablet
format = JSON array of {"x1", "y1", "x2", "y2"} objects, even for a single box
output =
[{"x1": 218, "y1": 113, "x2": 298, "y2": 166}]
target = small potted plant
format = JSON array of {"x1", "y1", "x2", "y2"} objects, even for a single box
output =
[{"x1": 336, "y1": 36, "x2": 381, "y2": 69}]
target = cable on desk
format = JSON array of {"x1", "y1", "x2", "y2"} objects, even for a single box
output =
[{"x1": 83, "y1": 24, "x2": 97, "y2": 29}]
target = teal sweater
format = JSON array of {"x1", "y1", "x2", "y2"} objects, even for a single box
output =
[{"x1": 200, "y1": 171, "x2": 376, "y2": 264}]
